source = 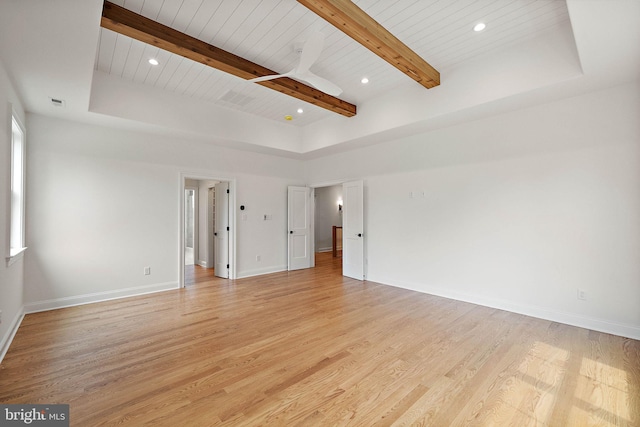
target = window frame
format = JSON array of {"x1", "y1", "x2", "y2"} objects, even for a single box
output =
[{"x1": 6, "y1": 107, "x2": 26, "y2": 266}]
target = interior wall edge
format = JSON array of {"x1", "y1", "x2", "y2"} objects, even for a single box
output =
[{"x1": 0, "y1": 307, "x2": 25, "y2": 365}]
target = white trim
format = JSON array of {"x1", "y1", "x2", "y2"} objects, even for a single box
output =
[
  {"x1": 5, "y1": 246, "x2": 26, "y2": 267},
  {"x1": 317, "y1": 247, "x2": 333, "y2": 253},
  {"x1": 237, "y1": 265, "x2": 287, "y2": 279},
  {"x1": 196, "y1": 260, "x2": 209, "y2": 268},
  {"x1": 0, "y1": 307, "x2": 25, "y2": 364},
  {"x1": 6, "y1": 106, "x2": 27, "y2": 260},
  {"x1": 369, "y1": 275, "x2": 640, "y2": 340},
  {"x1": 23, "y1": 281, "x2": 178, "y2": 314},
  {"x1": 184, "y1": 185, "x2": 199, "y2": 265},
  {"x1": 309, "y1": 179, "x2": 349, "y2": 189}
]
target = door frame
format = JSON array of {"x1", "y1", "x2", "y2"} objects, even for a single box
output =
[
  {"x1": 184, "y1": 185, "x2": 198, "y2": 266},
  {"x1": 179, "y1": 172, "x2": 237, "y2": 287},
  {"x1": 309, "y1": 179, "x2": 365, "y2": 278},
  {"x1": 214, "y1": 181, "x2": 231, "y2": 278},
  {"x1": 287, "y1": 186, "x2": 314, "y2": 271},
  {"x1": 206, "y1": 186, "x2": 215, "y2": 269}
]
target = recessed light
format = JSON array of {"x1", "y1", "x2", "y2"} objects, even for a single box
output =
[
  {"x1": 361, "y1": 77, "x2": 369, "y2": 84},
  {"x1": 297, "y1": 108, "x2": 304, "y2": 114},
  {"x1": 473, "y1": 22, "x2": 486, "y2": 32},
  {"x1": 148, "y1": 58, "x2": 159, "y2": 65}
]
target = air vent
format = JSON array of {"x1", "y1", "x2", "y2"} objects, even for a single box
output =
[
  {"x1": 218, "y1": 90, "x2": 255, "y2": 107},
  {"x1": 49, "y1": 97, "x2": 66, "y2": 107}
]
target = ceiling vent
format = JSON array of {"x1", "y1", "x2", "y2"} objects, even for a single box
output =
[
  {"x1": 49, "y1": 97, "x2": 66, "y2": 107},
  {"x1": 218, "y1": 90, "x2": 255, "y2": 107}
]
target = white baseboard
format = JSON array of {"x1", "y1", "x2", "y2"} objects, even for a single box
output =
[
  {"x1": 197, "y1": 260, "x2": 210, "y2": 268},
  {"x1": 237, "y1": 265, "x2": 287, "y2": 279},
  {"x1": 24, "y1": 281, "x2": 179, "y2": 314},
  {"x1": 369, "y1": 275, "x2": 640, "y2": 340},
  {"x1": 0, "y1": 307, "x2": 25, "y2": 364},
  {"x1": 317, "y1": 248, "x2": 341, "y2": 253}
]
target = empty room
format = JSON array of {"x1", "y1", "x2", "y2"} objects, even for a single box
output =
[{"x1": 1, "y1": 0, "x2": 639, "y2": 425}]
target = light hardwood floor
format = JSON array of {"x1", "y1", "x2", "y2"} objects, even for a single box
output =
[
  {"x1": 184, "y1": 264, "x2": 217, "y2": 286},
  {"x1": 1, "y1": 253, "x2": 638, "y2": 426}
]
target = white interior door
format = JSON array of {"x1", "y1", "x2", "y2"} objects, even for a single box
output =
[
  {"x1": 207, "y1": 187, "x2": 215, "y2": 268},
  {"x1": 343, "y1": 180, "x2": 364, "y2": 280},
  {"x1": 288, "y1": 186, "x2": 312, "y2": 271},
  {"x1": 214, "y1": 182, "x2": 229, "y2": 278}
]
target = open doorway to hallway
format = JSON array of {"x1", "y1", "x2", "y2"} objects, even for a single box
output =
[
  {"x1": 181, "y1": 175, "x2": 236, "y2": 287},
  {"x1": 305, "y1": 180, "x2": 363, "y2": 280},
  {"x1": 313, "y1": 184, "x2": 343, "y2": 272}
]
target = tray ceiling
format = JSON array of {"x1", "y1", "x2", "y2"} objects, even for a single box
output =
[{"x1": 95, "y1": 0, "x2": 570, "y2": 126}]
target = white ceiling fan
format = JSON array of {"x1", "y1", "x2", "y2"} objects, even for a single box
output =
[{"x1": 248, "y1": 32, "x2": 342, "y2": 97}]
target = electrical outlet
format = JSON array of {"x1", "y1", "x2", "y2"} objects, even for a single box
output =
[
  {"x1": 144, "y1": 267, "x2": 151, "y2": 275},
  {"x1": 256, "y1": 255, "x2": 261, "y2": 262},
  {"x1": 577, "y1": 288, "x2": 587, "y2": 300},
  {"x1": 0, "y1": 310, "x2": 3, "y2": 324}
]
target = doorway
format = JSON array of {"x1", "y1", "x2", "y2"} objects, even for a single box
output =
[
  {"x1": 184, "y1": 187, "x2": 197, "y2": 266},
  {"x1": 314, "y1": 184, "x2": 343, "y2": 259},
  {"x1": 181, "y1": 174, "x2": 236, "y2": 287},
  {"x1": 287, "y1": 180, "x2": 364, "y2": 279}
]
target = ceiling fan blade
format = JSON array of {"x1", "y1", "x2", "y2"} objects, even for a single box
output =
[
  {"x1": 248, "y1": 73, "x2": 288, "y2": 83},
  {"x1": 297, "y1": 31, "x2": 325, "y2": 74},
  {"x1": 301, "y1": 71, "x2": 342, "y2": 96}
]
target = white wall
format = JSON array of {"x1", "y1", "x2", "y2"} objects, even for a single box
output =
[
  {"x1": 314, "y1": 185, "x2": 342, "y2": 252},
  {"x1": 24, "y1": 114, "x2": 304, "y2": 310},
  {"x1": 0, "y1": 60, "x2": 26, "y2": 359},
  {"x1": 91, "y1": 71, "x2": 305, "y2": 154},
  {"x1": 306, "y1": 82, "x2": 640, "y2": 339},
  {"x1": 235, "y1": 176, "x2": 292, "y2": 277}
]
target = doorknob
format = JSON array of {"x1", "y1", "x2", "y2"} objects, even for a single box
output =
[
  {"x1": 357, "y1": 233, "x2": 362, "y2": 237},
  {"x1": 214, "y1": 232, "x2": 217, "y2": 236},
  {"x1": 290, "y1": 231, "x2": 293, "y2": 234}
]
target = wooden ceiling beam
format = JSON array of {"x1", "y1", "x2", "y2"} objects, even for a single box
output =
[
  {"x1": 100, "y1": 1, "x2": 356, "y2": 117},
  {"x1": 297, "y1": 0, "x2": 440, "y2": 89}
]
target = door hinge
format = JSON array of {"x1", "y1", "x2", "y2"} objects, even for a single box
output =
[
  {"x1": 227, "y1": 226, "x2": 230, "y2": 231},
  {"x1": 226, "y1": 189, "x2": 229, "y2": 194},
  {"x1": 226, "y1": 264, "x2": 229, "y2": 269}
]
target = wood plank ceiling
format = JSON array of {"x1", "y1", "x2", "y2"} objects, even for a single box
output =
[
  {"x1": 95, "y1": 0, "x2": 570, "y2": 126},
  {"x1": 298, "y1": 0, "x2": 439, "y2": 90},
  {"x1": 101, "y1": 1, "x2": 358, "y2": 117}
]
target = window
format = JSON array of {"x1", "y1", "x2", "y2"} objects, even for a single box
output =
[{"x1": 7, "y1": 112, "x2": 26, "y2": 265}]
